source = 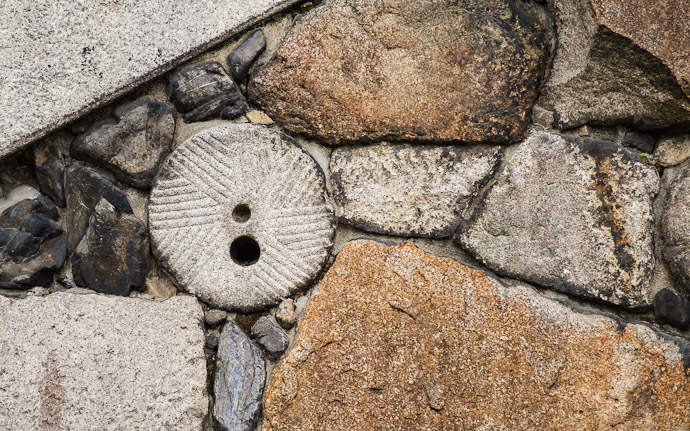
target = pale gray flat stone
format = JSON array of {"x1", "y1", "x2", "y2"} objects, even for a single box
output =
[
  {"x1": 456, "y1": 132, "x2": 659, "y2": 308},
  {"x1": 330, "y1": 144, "x2": 503, "y2": 238},
  {"x1": 0, "y1": 0, "x2": 299, "y2": 159},
  {"x1": 149, "y1": 124, "x2": 336, "y2": 312},
  {"x1": 0, "y1": 293, "x2": 207, "y2": 431}
]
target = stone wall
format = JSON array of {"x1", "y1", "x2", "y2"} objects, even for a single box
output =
[{"x1": 1, "y1": 0, "x2": 689, "y2": 429}]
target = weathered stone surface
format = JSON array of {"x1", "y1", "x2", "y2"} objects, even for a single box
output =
[
  {"x1": 65, "y1": 163, "x2": 133, "y2": 254},
  {"x1": 654, "y1": 135, "x2": 690, "y2": 167},
  {"x1": 214, "y1": 321, "x2": 266, "y2": 431},
  {"x1": 622, "y1": 132, "x2": 655, "y2": 153},
  {"x1": 0, "y1": 293, "x2": 207, "y2": 431},
  {"x1": 167, "y1": 61, "x2": 247, "y2": 123},
  {"x1": 662, "y1": 160, "x2": 690, "y2": 289},
  {"x1": 542, "y1": 0, "x2": 690, "y2": 130},
  {"x1": 0, "y1": 0, "x2": 300, "y2": 158},
  {"x1": 249, "y1": 0, "x2": 550, "y2": 145},
  {"x1": 252, "y1": 316, "x2": 289, "y2": 359},
  {"x1": 275, "y1": 298, "x2": 296, "y2": 329},
  {"x1": 34, "y1": 132, "x2": 69, "y2": 207},
  {"x1": 149, "y1": 124, "x2": 335, "y2": 311},
  {"x1": 654, "y1": 288, "x2": 690, "y2": 330},
  {"x1": 205, "y1": 309, "x2": 228, "y2": 326},
  {"x1": 70, "y1": 97, "x2": 175, "y2": 189},
  {"x1": 0, "y1": 188, "x2": 67, "y2": 289},
  {"x1": 456, "y1": 133, "x2": 659, "y2": 308},
  {"x1": 227, "y1": 29, "x2": 266, "y2": 82},
  {"x1": 263, "y1": 240, "x2": 690, "y2": 431},
  {"x1": 71, "y1": 199, "x2": 148, "y2": 296},
  {"x1": 331, "y1": 144, "x2": 502, "y2": 238}
]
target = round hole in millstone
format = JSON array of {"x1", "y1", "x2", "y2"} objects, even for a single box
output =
[
  {"x1": 230, "y1": 236, "x2": 260, "y2": 266},
  {"x1": 232, "y1": 203, "x2": 251, "y2": 223}
]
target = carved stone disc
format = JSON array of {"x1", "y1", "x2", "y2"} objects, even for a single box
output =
[{"x1": 149, "y1": 124, "x2": 335, "y2": 311}]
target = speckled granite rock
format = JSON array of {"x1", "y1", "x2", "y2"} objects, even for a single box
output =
[
  {"x1": 654, "y1": 135, "x2": 690, "y2": 167},
  {"x1": 214, "y1": 321, "x2": 266, "y2": 431},
  {"x1": 70, "y1": 97, "x2": 175, "y2": 189},
  {"x1": 541, "y1": 0, "x2": 690, "y2": 130},
  {"x1": 149, "y1": 124, "x2": 335, "y2": 311},
  {"x1": 263, "y1": 240, "x2": 690, "y2": 431},
  {"x1": 249, "y1": 0, "x2": 550, "y2": 145},
  {"x1": 662, "y1": 160, "x2": 690, "y2": 290},
  {"x1": 330, "y1": 145, "x2": 502, "y2": 237},
  {"x1": 0, "y1": 0, "x2": 300, "y2": 158},
  {"x1": 0, "y1": 293, "x2": 207, "y2": 431},
  {"x1": 456, "y1": 132, "x2": 659, "y2": 308}
]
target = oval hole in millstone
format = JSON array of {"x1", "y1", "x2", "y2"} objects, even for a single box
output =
[
  {"x1": 232, "y1": 203, "x2": 251, "y2": 223},
  {"x1": 230, "y1": 235, "x2": 260, "y2": 266}
]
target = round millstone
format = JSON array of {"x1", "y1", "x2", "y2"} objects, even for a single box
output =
[{"x1": 149, "y1": 123, "x2": 336, "y2": 311}]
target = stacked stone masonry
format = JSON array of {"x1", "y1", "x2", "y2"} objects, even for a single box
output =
[{"x1": 1, "y1": 0, "x2": 690, "y2": 430}]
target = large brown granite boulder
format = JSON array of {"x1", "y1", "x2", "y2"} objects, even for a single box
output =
[
  {"x1": 263, "y1": 240, "x2": 690, "y2": 431},
  {"x1": 249, "y1": 0, "x2": 551, "y2": 145},
  {"x1": 541, "y1": 0, "x2": 690, "y2": 130}
]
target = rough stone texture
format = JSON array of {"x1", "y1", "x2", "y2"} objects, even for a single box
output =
[
  {"x1": 205, "y1": 309, "x2": 228, "y2": 326},
  {"x1": 249, "y1": 0, "x2": 550, "y2": 145},
  {"x1": 0, "y1": 293, "x2": 207, "y2": 431},
  {"x1": 330, "y1": 145, "x2": 502, "y2": 238},
  {"x1": 214, "y1": 321, "x2": 266, "y2": 431},
  {"x1": 542, "y1": 0, "x2": 690, "y2": 130},
  {"x1": 654, "y1": 135, "x2": 690, "y2": 167},
  {"x1": 65, "y1": 163, "x2": 133, "y2": 253},
  {"x1": 71, "y1": 199, "x2": 148, "y2": 296},
  {"x1": 264, "y1": 240, "x2": 690, "y2": 431},
  {"x1": 70, "y1": 97, "x2": 175, "y2": 189},
  {"x1": 0, "y1": 189, "x2": 67, "y2": 289},
  {"x1": 275, "y1": 298, "x2": 296, "y2": 329},
  {"x1": 252, "y1": 316, "x2": 289, "y2": 359},
  {"x1": 167, "y1": 61, "x2": 247, "y2": 123},
  {"x1": 456, "y1": 133, "x2": 659, "y2": 308},
  {"x1": 0, "y1": 0, "x2": 300, "y2": 158},
  {"x1": 149, "y1": 124, "x2": 335, "y2": 311},
  {"x1": 662, "y1": 160, "x2": 690, "y2": 289},
  {"x1": 33, "y1": 132, "x2": 69, "y2": 207},
  {"x1": 227, "y1": 29, "x2": 266, "y2": 82},
  {"x1": 621, "y1": 132, "x2": 655, "y2": 154},
  {"x1": 654, "y1": 288, "x2": 690, "y2": 331}
]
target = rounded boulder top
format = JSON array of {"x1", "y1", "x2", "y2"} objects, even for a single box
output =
[{"x1": 149, "y1": 123, "x2": 336, "y2": 311}]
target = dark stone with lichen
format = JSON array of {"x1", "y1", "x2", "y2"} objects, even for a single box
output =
[
  {"x1": 0, "y1": 193, "x2": 66, "y2": 289},
  {"x1": 167, "y1": 61, "x2": 247, "y2": 123},
  {"x1": 662, "y1": 159, "x2": 690, "y2": 290},
  {"x1": 70, "y1": 97, "x2": 175, "y2": 189},
  {"x1": 654, "y1": 288, "x2": 690, "y2": 330},
  {"x1": 71, "y1": 198, "x2": 148, "y2": 296},
  {"x1": 248, "y1": 0, "x2": 551, "y2": 145}
]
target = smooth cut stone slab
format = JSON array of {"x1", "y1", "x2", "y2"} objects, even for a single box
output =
[
  {"x1": 456, "y1": 132, "x2": 659, "y2": 308},
  {"x1": 214, "y1": 321, "x2": 266, "y2": 431},
  {"x1": 0, "y1": 0, "x2": 300, "y2": 159},
  {"x1": 264, "y1": 240, "x2": 690, "y2": 431},
  {"x1": 330, "y1": 144, "x2": 502, "y2": 238},
  {"x1": 149, "y1": 124, "x2": 336, "y2": 312},
  {"x1": 0, "y1": 293, "x2": 207, "y2": 431}
]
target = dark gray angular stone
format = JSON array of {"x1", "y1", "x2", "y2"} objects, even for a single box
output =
[
  {"x1": 214, "y1": 321, "x2": 266, "y2": 431},
  {"x1": 33, "y1": 132, "x2": 69, "y2": 207},
  {"x1": 662, "y1": 160, "x2": 690, "y2": 290},
  {"x1": 167, "y1": 61, "x2": 247, "y2": 123},
  {"x1": 622, "y1": 132, "x2": 655, "y2": 153},
  {"x1": 205, "y1": 309, "x2": 228, "y2": 327},
  {"x1": 70, "y1": 97, "x2": 175, "y2": 189},
  {"x1": 654, "y1": 288, "x2": 690, "y2": 330},
  {"x1": 252, "y1": 316, "x2": 289, "y2": 359},
  {"x1": 65, "y1": 163, "x2": 132, "y2": 254},
  {"x1": 227, "y1": 29, "x2": 266, "y2": 82},
  {"x1": 71, "y1": 198, "x2": 148, "y2": 296},
  {"x1": 0, "y1": 191, "x2": 66, "y2": 289}
]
